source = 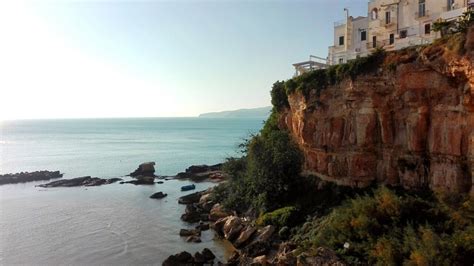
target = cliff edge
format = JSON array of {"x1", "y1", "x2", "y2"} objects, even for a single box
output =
[{"x1": 278, "y1": 27, "x2": 474, "y2": 194}]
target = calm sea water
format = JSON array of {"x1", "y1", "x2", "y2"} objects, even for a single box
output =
[{"x1": 0, "y1": 118, "x2": 264, "y2": 264}]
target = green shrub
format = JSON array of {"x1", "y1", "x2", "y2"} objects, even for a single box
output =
[
  {"x1": 214, "y1": 109, "x2": 303, "y2": 214},
  {"x1": 292, "y1": 187, "x2": 474, "y2": 265},
  {"x1": 271, "y1": 81, "x2": 289, "y2": 111},
  {"x1": 256, "y1": 206, "x2": 299, "y2": 228}
]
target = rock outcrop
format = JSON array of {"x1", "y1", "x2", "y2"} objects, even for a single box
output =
[
  {"x1": 0, "y1": 171, "x2": 63, "y2": 185},
  {"x1": 38, "y1": 176, "x2": 122, "y2": 187},
  {"x1": 125, "y1": 162, "x2": 156, "y2": 185},
  {"x1": 175, "y1": 163, "x2": 225, "y2": 182},
  {"x1": 279, "y1": 29, "x2": 474, "y2": 193}
]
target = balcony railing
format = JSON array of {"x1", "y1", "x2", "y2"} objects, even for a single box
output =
[
  {"x1": 334, "y1": 19, "x2": 346, "y2": 27},
  {"x1": 415, "y1": 9, "x2": 430, "y2": 19}
]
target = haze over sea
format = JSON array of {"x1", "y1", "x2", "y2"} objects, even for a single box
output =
[{"x1": 0, "y1": 117, "x2": 263, "y2": 264}]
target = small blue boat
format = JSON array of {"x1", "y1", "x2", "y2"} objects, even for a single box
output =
[{"x1": 181, "y1": 184, "x2": 196, "y2": 191}]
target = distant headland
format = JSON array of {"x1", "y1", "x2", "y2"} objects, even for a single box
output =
[{"x1": 198, "y1": 106, "x2": 271, "y2": 118}]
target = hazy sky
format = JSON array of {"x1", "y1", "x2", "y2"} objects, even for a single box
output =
[{"x1": 0, "y1": 0, "x2": 367, "y2": 120}]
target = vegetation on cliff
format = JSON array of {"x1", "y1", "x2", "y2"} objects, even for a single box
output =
[
  {"x1": 212, "y1": 26, "x2": 474, "y2": 265},
  {"x1": 293, "y1": 188, "x2": 474, "y2": 265},
  {"x1": 212, "y1": 110, "x2": 303, "y2": 213}
]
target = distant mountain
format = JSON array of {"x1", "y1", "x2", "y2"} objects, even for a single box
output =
[{"x1": 199, "y1": 106, "x2": 272, "y2": 118}]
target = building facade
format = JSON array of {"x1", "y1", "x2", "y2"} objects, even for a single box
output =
[
  {"x1": 294, "y1": 0, "x2": 470, "y2": 73},
  {"x1": 328, "y1": 11, "x2": 369, "y2": 65},
  {"x1": 366, "y1": 0, "x2": 468, "y2": 54}
]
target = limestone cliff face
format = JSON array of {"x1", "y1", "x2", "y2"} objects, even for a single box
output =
[{"x1": 280, "y1": 28, "x2": 474, "y2": 193}]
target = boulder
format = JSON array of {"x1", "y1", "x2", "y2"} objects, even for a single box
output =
[
  {"x1": 209, "y1": 203, "x2": 231, "y2": 221},
  {"x1": 186, "y1": 235, "x2": 202, "y2": 243},
  {"x1": 212, "y1": 216, "x2": 230, "y2": 235},
  {"x1": 149, "y1": 192, "x2": 167, "y2": 199},
  {"x1": 194, "y1": 252, "x2": 206, "y2": 263},
  {"x1": 223, "y1": 216, "x2": 243, "y2": 241},
  {"x1": 271, "y1": 242, "x2": 297, "y2": 265},
  {"x1": 234, "y1": 225, "x2": 257, "y2": 247},
  {"x1": 254, "y1": 225, "x2": 275, "y2": 242},
  {"x1": 180, "y1": 212, "x2": 202, "y2": 223},
  {"x1": 253, "y1": 255, "x2": 268, "y2": 265},
  {"x1": 178, "y1": 192, "x2": 202, "y2": 204},
  {"x1": 130, "y1": 162, "x2": 155, "y2": 177},
  {"x1": 179, "y1": 228, "x2": 201, "y2": 237},
  {"x1": 297, "y1": 247, "x2": 346, "y2": 266},
  {"x1": 241, "y1": 241, "x2": 271, "y2": 258},
  {"x1": 162, "y1": 251, "x2": 193, "y2": 266},
  {"x1": 201, "y1": 248, "x2": 216, "y2": 261},
  {"x1": 195, "y1": 222, "x2": 210, "y2": 231}
]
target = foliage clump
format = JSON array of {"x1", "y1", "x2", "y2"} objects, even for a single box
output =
[
  {"x1": 433, "y1": 10, "x2": 474, "y2": 36},
  {"x1": 292, "y1": 187, "x2": 474, "y2": 265},
  {"x1": 256, "y1": 206, "x2": 299, "y2": 228},
  {"x1": 281, "y1": 49, "x2": 385, "y2": 99},
  {"x1": 270, "y1": 81, "x2": 289, "y2": 111},
  {"x1": 212, "y1": 109, "x2": 303, "y2": 214}
]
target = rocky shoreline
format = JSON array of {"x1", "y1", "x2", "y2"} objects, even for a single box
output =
[{"x1": 0, "y1": 171, "x2": 63, "y2": 185}]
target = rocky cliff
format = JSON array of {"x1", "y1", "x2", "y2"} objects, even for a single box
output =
[{"x1": 279, "y1": 28, "x2": 474, "y2": 194}]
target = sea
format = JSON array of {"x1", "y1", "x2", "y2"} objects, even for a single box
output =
[{"x1": 0, "y1": 117, "x2": 264, "y2": 264}]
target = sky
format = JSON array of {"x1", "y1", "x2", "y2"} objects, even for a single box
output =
[{"x1": 0, "y1": 0, "x2": 367, "y2": 120}]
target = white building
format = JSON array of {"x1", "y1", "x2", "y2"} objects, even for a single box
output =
[
  {"x1": 328, "y1": 10, "x2": 369, "y2": 65},
  {"x1": 367, "y1": 0, "x2": 469, "y2": 53},
  {"x1": 293, "y1": 0, "x2": 471, "y2": 73}
]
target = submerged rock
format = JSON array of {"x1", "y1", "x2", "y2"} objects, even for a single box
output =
[
  {"x1": 38, "y1": 176, "x2": 122, "y2": 187},
  {"x1": 0, "y1": 171, "x2": 63, "y2": 185}
]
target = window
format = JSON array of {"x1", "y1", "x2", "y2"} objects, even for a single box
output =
[
  {"x1": 425, "y1": 23, "x2": 431, "y2": 34},
  {"x1": 400, "y1": 30, "x2": 408, "y2": 39},
  {"x1": 373, "y1": 36, "x2": 377, "y2": 48},
  {"x1": 385, "y1": 11, "x2": 391, "y2": 24},
  {"x1": 361, "y1": 30, "x2": 367, "y2": 41},
  {"x1": 419, "y1": 0, "x2": 426, "y2": 17},
  {"x1": 389, "y1": 33, "x2": 395, "y2": 45},
  {"x1": 339, "y1": 36, "x2": 345, "y2": 46},
  {"x1": 447, "y1": 0, "x2": 454, "y2": 10},
  {"x1": 339, "y1": 58, "x2": 344, "y2": 64},
  {"x1": 371, "y1": 8, "x2": 378, "y2": 20}
]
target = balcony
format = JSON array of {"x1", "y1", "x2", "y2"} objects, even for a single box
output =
[
  {"x1": 441, "y1": 7, "x2": 467, "y2": 21},
  {"x1": 415, "y1": 9, "x2": 430, "y2": 19},
  {"x1": 292, "y1": 55, "x2": 328, "y2": 76}
]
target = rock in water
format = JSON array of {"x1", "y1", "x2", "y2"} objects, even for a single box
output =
[
  {"x1": 149, "y1": 192, "x2": 167, "y2": 199},
  {"x1": 0, "y1": 171, "x2": 63, "y2": 185},
  {"x1": 162, "y1": 251, "x2": 194, "y2": 266},
  {"x1": 201, "y1": 248, "x2": 216, "y2": 261},
  {"x1": 129, "y1": 162, "x2": 156, "y2": 177},
  {"x1": 178, "y1": 191, "x2": 202, "y2": 204},
  {"x1": 38, "y1": 176, "x2": 122, "y2": 187}
]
